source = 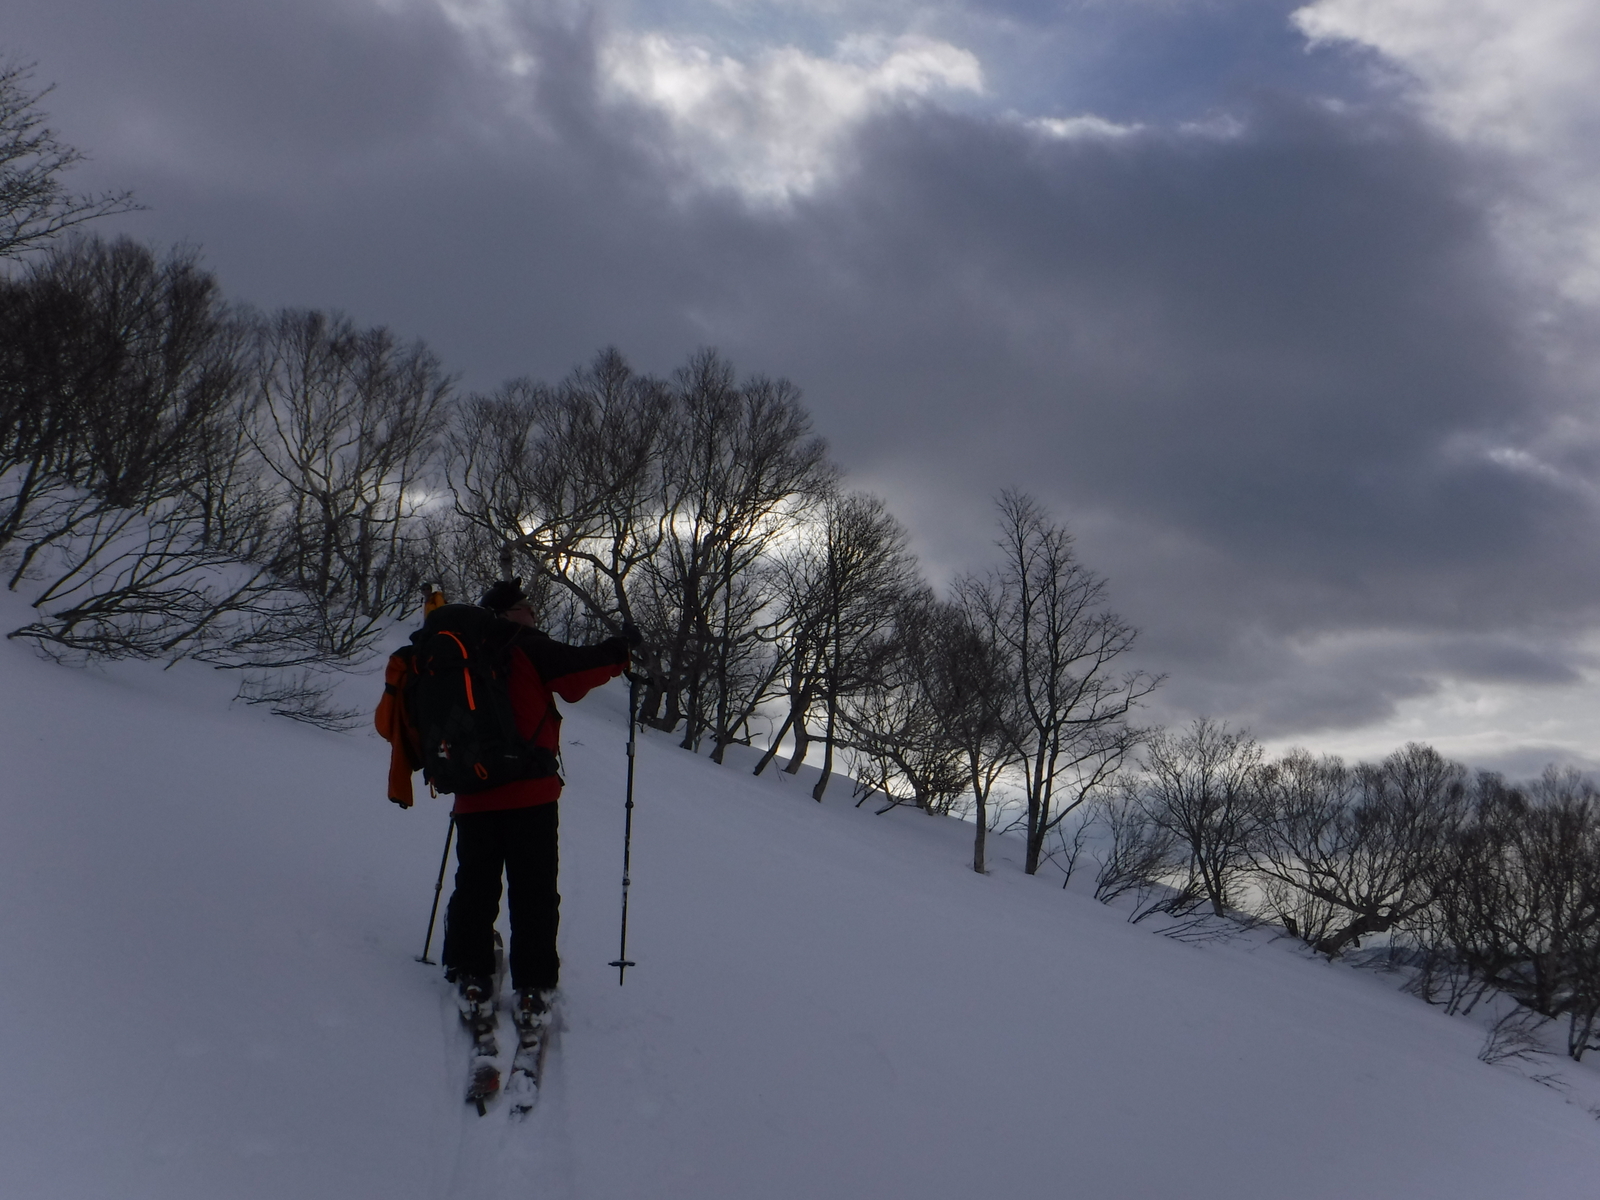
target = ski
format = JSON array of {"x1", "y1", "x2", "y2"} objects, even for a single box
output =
[
  {"x1": 459, "y1": 932, "x2": 507, "y2": 1116},
  {"x1": 463, "y1": 1005, "x2": 502, "y2": 1115},
  {"x1": 506, "y1": 998, "x2": 554, "y2": 1118}
]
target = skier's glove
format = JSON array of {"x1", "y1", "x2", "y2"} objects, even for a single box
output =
[
  {"x1": 598, "y1": 635, "x2": 631, "y2": 665},
  {"x1": 621, "y1": 620, "x2": 643, "y2": 648}
]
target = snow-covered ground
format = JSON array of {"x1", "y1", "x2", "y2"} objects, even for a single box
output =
[{"x1": 4, "y1": 594, "x2": 1600, "y2": 1199}]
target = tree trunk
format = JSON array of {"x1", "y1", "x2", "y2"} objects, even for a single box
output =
[
  {"x1": 753, "y1": 708, "x2": 797, "y2": 776},
  {"x1": 1313, "y1": 910, "x2": 1394, "y2": 958},
  {"x1": 811, "y1": 694, "x2": 838, "y2": 801},
  {"x1": 784, "y1": 724, "x2": 811, "y2": 773},
  {"x1": 647, "y1": 676, "x2": 682, "y2": 733},
  {"x1": 970, "y1": 759, "x2": 988, "y2": 874},
  {"x1": 1024, "y1": 790, "x2": 1044, "y2": 874}
]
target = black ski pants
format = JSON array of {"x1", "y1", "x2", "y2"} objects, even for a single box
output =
[{"x1": 442, "y1": 803, "x2": 560, "y2": 992}]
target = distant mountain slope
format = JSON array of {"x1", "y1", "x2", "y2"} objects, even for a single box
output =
[{"x1": 2, "y1": 601, "x2": 1598, "y2": 1199}]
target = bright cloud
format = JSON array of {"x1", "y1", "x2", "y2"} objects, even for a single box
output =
[
  {"x1": 1294, "y1": 0, "x2": 1599, "y2": 150},
  {"x1": 1294, "y1": 0, "x2": 1600, "y2": 301},
  {"x1": 1028, "y1": 114, "x2": 1142, "y2": 140},
  {"x1": 598, "y1": 31, "x2": 984, "y2": 201}
]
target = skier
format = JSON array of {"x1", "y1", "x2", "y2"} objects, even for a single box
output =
[{"x1": 440, "y1": 579, "x2": 633, "y2": 1038}]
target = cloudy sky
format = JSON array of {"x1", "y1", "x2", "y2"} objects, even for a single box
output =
[{"x1": 9, "y1": 0, "x2": 1600, "y2": 773}]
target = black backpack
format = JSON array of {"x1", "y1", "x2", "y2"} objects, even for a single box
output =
[{"x1": 403, "y1": 604, "x2": 558, "y2": 796}]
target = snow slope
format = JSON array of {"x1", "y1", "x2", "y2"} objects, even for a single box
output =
[{"x1": 3, "y1": 604, "x2": 1600, "y2": 1199}]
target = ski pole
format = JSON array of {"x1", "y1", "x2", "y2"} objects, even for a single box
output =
[
  {"x1": 609, "y1": 672, "x2": 642, "y2": 984},
  {"x1": 416, "y1": 816, "x2": 455, "y2": 965}
]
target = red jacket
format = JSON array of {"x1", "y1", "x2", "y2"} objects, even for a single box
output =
[{"x1": 449, "y1": 627, "x2": 625, "y2": 815}]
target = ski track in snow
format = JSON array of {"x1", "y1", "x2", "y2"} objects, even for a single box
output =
[
  {"x1": 437, "y1": 982, "x2": 578, "y2": 1200},
  {"x1": 3, "y1": 588, "x2": 1600, "y2": 1199}
]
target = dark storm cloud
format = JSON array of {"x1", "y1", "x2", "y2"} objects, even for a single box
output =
[
  {"x1": 7, "y1": 0, "x2": 1597, "y2": 745},
  {"x1": 699, "y1": 98, "x2": 1596, "y2": 733},
  {"x1": 8, "y1": 0, "x2": 467, "y2": 170}
]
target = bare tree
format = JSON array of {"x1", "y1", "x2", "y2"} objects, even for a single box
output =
[
  {"x1": 783, "y1": 491, "x2": 919, "y2": 799},
  {"x1": 836, "y1": 592, "x2": 968, "y2": 815},
  {"x1": 1250, "y1": 744, "x2": 1469, "y2": 957},
  {"x1": 448, "y1": 347, "x2": 832, "y2": 761},
  {"x1": 1433, "y1": 768, "x2": 1600, "y2": 1060},
  {"x1": 962, "y1": 492, "x2": 1154, "y2": 874},
  {"x1": 0, "y1": 239, "x2": 345, "y2": 676},
  {"x1": 1, "y1": 237, "x2": 246, "y2": 563},
  {"x1": 907, "y1": 591, "x2": 1016, "y2": 872},
  {"x1": 701, "y1": 551, "x2": 788, "y2": 763},
  {"x1": 2, "y1": 237, "x2": 250, "y2": 592},
  {"x1": 247, "y1": 308, "x2": 450, "y2": 653},
  {"x1": 6, "y1": 501, "x2": 287, "y2": 665},
  {"x1": 0, "y1": 62, "x2": 137, "y2": 261},
  {"x1": 448, "y1": 348, "x2": 671, "y2": 635},
  {"x1": 1092, "y1": 778, "x2": 1180, "y2": 913},
  {"x1": 1477, "y1": 1005, "x2": 1553, "y2": 1067},
  {"x1": 0, "y1": 259, "x2": 89, "y2": 547},
  {"x1": 642, "y1": 353, "x2": 833, "y2": 749},
  {"x1": 1135, "y1": 719, "x2": 1261, "y2": 916},
  {"x1": 751, "y1": 554, "x2": 825, "y2": 777}
]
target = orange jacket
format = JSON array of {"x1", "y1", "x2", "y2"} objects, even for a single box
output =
[{"x1": 375, "y1": 652, "x2": 422, "y2": 807}]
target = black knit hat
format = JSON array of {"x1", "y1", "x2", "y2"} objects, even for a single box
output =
[{"x1": 479, "y1": 578, "x2": 524, "y2": 613}]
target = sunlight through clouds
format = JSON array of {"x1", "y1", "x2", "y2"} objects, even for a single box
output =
[{"x1": 597, "y1": 30, "x2": 983, "y2": 200}]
